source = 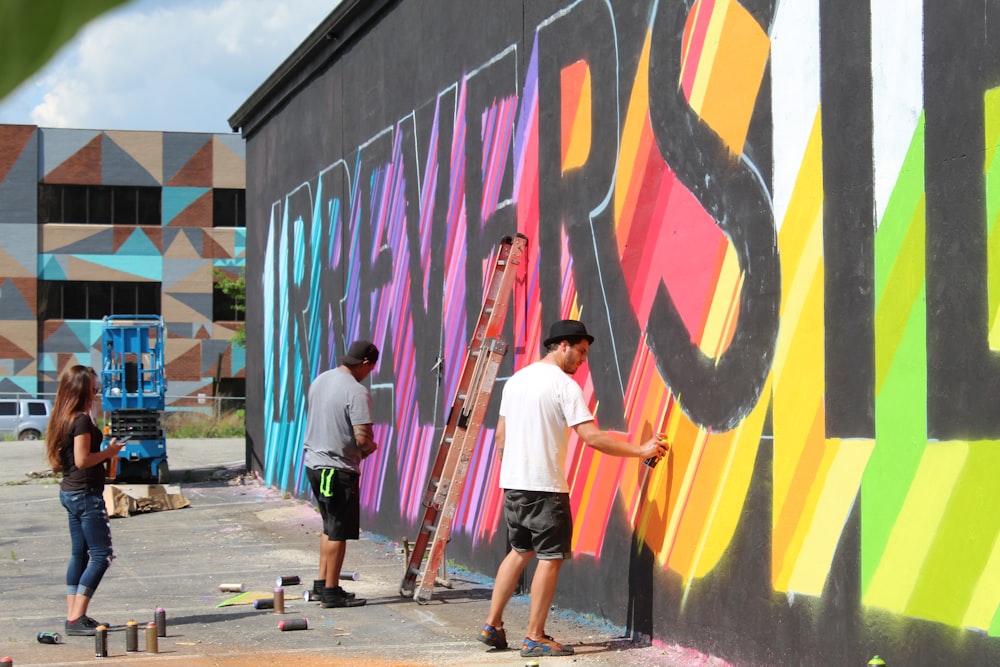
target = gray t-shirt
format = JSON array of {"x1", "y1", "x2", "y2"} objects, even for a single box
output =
[{"x1": 302, "y1": 366, "x2": 372, "y2": 474}]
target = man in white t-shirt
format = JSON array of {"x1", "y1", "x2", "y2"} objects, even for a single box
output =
[{"x1": 477, "y1": 319, "x2": 667, "y2": 659}]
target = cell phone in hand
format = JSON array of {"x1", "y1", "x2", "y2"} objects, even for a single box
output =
[{"x1": 116, "y1": 435, "x2": 132, "y2": 444}]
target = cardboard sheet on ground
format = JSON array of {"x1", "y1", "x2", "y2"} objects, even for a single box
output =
[
  {"x1": 103, "y1": 483, "x2": 190, "y2": 518},
  {"x1": 216, "y1": 591, "x2": 272, "y2": 607}
]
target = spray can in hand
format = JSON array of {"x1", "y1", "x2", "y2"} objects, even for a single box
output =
[{"x1": 643, "y1": 434, "x2": 670, "y2": 468}]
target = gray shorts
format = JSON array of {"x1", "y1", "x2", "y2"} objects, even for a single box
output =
[{"x1": 503, "y1": 489, "x2": 573, "y2": 560}]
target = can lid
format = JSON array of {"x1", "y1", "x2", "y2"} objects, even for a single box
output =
[{"x1": 127, "y1": 620, "x2": 137, "y2": 626}]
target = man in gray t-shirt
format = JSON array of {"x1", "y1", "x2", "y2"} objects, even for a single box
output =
[{"x1": 302, "y1": 339, "x2": 379, "y2": 608}]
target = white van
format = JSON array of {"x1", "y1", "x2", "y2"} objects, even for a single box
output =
[{"x1": 0, "y1": 398, "x2": 53, "y2": 440}]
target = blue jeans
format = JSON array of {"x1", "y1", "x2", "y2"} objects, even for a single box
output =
[{"x1": 60, "y1": 489, "x2": 114, "y2": 597}]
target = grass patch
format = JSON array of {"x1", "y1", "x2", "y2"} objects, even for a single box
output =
[{"x1": 163, "y1": 409, "x2": 245, "y2": 439}]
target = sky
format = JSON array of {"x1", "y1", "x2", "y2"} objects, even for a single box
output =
[{"x1": 0, "y1": 0, "x2": 339, "y2": 134}]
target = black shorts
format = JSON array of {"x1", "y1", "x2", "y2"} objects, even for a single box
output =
[
  {"x1": 306, "y1": 467, "x2": 361, "y2": 541},
  {"x1": 503, "y1": 489, "x2": 573, "y2": 560}
]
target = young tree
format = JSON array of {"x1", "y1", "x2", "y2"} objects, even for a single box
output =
[{"x1": 213, "y1": 268, "x2": 245, "y2": 348}]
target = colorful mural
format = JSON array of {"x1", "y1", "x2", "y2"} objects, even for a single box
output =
[{"x1": 238, "y1": 0, "x2": 1000, "y2": 663}]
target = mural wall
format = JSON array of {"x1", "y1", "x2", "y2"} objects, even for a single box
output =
[
  {"x1": 0, "y1": 126, "x2": 246, "y2": 398},
  {"x1": 239, "y1": 0, "x2": 1000, "y2": 664}
]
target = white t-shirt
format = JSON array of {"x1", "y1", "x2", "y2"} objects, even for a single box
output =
[{"x1": 497, "y1": 361, "x2": 594, "y2": 492}]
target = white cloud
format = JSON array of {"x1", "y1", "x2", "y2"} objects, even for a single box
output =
[{"x1": 0, "y1": 0, "x2": 337, "y2": 133}]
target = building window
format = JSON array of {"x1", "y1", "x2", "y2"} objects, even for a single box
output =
[
  {"x1": 213, "y1": 189, "x2": 245, "y2": 227},
  {"x1": 212, "y1": 281, "x2": 244, "y2": 322},
  {"x1": 39, "y1": 281, "x2": 161, "y2": 320},
  {"x1": 38, "y1": 185, "x2": 162, "y2": 225}
]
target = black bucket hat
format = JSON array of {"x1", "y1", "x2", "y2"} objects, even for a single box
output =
[{"x1": 542, "y1": 320, "x2": 595, "y2": 347}]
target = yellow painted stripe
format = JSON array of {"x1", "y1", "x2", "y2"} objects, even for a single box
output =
[
  {"x1": 699, "y1": 243, "x2": 742, "y2": 358},
  {"x1": 689, "y1": 0, "x2": 729, "y2": 113},
  {"x1": 963, "y1": 471, "x2": 1000, "y2": 628},
  {"x1": 773, "y1": 203, "x2": 824, "y2": 506},
  {"x1": 774, "y1": 202, "x2": 824, "y2": 387},
  {"x1": 774, "y1": 420, "x2": 833, "y2": 591},
  {"x1": 679, "y1": 0, "x2": 707, "y2": 93},
  {"x1": 785, "y1": 438, "x2": 874, "y2": 594},
  {"x1": 682, "y1": 378, "x2": 770, "y2": 586},
  {"x1": 563, "y1": 66, "x2": 592, "y2": 172},
  {"x1": 863, "y1": 442, "x2": 965, "y2": 612}
]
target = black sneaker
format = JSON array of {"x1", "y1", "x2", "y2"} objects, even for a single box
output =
[
  {"x1": 321, "y1": 587, "x2": 366, "y2": 608},
  {"x1": 80, "y1": 615, "x2": 106, "y2": 629},
  {"x1": 331, "y1": 585, "x2": 356, "y2": 599},
  {"x1": 65, "y1": 617, "x2": 97, "y2": 636}
]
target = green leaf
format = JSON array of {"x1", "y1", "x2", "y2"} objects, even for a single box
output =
[{"x1": 0, "y1": 0, "x2": 127, "y2": 102}]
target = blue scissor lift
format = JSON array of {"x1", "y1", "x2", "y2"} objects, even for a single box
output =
[{"x1": 100, "y1": 315, "x2": 169, "y2": 483}]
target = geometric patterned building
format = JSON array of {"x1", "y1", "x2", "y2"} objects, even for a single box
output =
[{"x1": 0, "y1": 124, "x2": 245, "y2": 402}]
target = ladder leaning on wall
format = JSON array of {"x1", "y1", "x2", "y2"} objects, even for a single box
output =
[{"x1": 399, "y1": 232, "x2": 528, "y2": 603}]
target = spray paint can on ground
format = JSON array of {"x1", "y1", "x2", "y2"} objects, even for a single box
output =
[
  {"x1": 273, "y1": 586, "x2": 285, "y2": 614},
  {"x1": 278, "y1": 618, "x2": 308, "y2": 631},
  {"x1": 36, "y1": 632, "x2": 62, "y2": 644},
  {"x1": 145, "y1": 622, "x2": 158, "y2": 653},
  {"x1": 276, "y1": 575, "x2": 300, "y2": 586},
  {"x1": 254, "y1": 598, "x2": 274, "y2": 610},
  {"x1": 342, "y1": 570, "x2": 361, "y2": 581},
  {"x1": 95, "y1": 625, "x2": 108, "y2": 658},
  {"x1": 125, "y1": 620, "x2": 138, "y2": 652},
  {"x1": 0, "y1": 657, "x2": 12, "y2": 666},
  {"x1": 868, "y1": 657, "x2": 886, "y2": 667},
  {"x1": 219, "y1": 583, "x2": 243, "y2": 592},
  {"x1": 155, "y1": 607, "x2": 167, "y2": 637}
]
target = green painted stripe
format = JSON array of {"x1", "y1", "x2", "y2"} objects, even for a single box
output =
[
  {"x1": 865, "y1": 288, "x2": 927, "y2": 594},
  {"x1": 865, "y1": 117, "x2": 927, "y2": 594}
]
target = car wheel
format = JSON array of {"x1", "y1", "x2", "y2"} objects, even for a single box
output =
[{"x1": 19, "y1": 429, "x2": 41, "y2": 440}]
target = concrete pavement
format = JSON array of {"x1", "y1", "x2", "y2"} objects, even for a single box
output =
[{"x1": 0, "y1": 438, "x2": 729, "y2": 666}]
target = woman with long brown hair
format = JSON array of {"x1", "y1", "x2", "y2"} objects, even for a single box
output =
[{"x1": 45, "y1": 365, "x2": 125, "y2": 636}]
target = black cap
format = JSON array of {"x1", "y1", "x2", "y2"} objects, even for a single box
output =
[
  {"x1": 340, "y1": 340, "x2": 379, "y2": 366},
  {"x1": 542, "y1": 319, "x2": 595, "y2": 347}
]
